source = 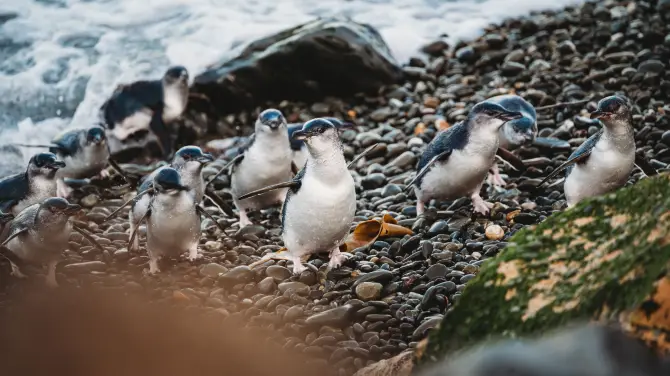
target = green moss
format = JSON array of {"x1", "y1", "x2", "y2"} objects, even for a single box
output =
[{"x1": 416, "y1": 173, "x2": 670, "y2": 369}]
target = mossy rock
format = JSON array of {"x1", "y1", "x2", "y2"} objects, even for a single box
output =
[{"x1": 415, "y1": 173, "x2": 670, "y2": 370}]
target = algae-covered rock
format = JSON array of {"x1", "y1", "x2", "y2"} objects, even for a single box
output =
[{"x1": 416, "y1": 173, "x2": 670, "y2": 369}]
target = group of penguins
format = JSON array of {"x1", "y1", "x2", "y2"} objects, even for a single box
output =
[{"x1": 0, "y1": 65, "x2": 656, "y2": 287}]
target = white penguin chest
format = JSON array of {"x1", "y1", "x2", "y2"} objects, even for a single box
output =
[
  {"x1": 564, "y1": 141, "x2": 635, "y2": 205},
  {"x1": 232, "y1": 143, "x2": 293, "y2": 198},
  {"x1": 59, "y1": 145, "x2": 109, "y2": 178},
  {"x1": 15, "y1": 176, "x2": 56, "y2": 214},
  {"x1": 162, "y1": 88, "x2": 186, "y2": 122},
  {"x1": 419, "y1": 148, "x2": 494, "y2": 201},
  {"x1": 282, "y1": 172, "x2": 356, "y2": 255}
]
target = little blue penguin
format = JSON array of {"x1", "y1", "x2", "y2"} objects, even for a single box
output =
[
  {"x1": 485, "y1": 94, "x2": 537, "y2": 186},
  {"x1": 538, "y1": 95, "x2": 636, "y2": 207},
  {"x1": 237, "y1": 118, "x2": 357, "y2": 274},
  {"x1": 47, "y1": 126, "x2": 110, "y2": 197},
  {"x1": 129, "y1": 146, "x2": 212, "y2": 251},
  {"x1": 287, "y1": 117, "x2": 353, "y2": 168},
  {"x1": 130, "y1": 167, "x2": 201, "y2": 274},
  {"x1": 0, "y1": 197, "x2": 82, "y2": 288},
  {"x1": 408, "y1": 101, "x2": 523, "y2": 216},
  {"x1": 231, "y1": 109, "x2": 294, "y2": 227},
  {"x1": 0, "y1": 152, "x2": 66, "y2": 215},
  {"x1": 101, "y1": 66, "x2": 189, "y2": 159}
]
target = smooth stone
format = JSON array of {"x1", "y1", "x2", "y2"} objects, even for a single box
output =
[
  {"x1": 305, "y1": 305, "x2": 355, "y2": 327},
  {"x1": 425, "y1": 264, "x2": 448, "y2": 280},
  {"x1": 63, "y1": 261, "x2": 107, "y2": 273},
  {"x1": 80, "y1": 194, "x2": 99, "y2": 208},
  {"x1": 266, "y1": 265, "x2": 292, "y2": 282},
  {"x1": 355, "y1": 282, "x2": 383, "y2": 301},
  {"x1": 427, "y1": 220, "x2": 449, "y2": 237},
  {"x1": 352, "y1": 270, "x2": 394, "y2": 291},
  {"x1": 113, "y1": 249, "x2": 130, "y2": 261},
  {"x1": 284, "y1": 305, "x2": 304, "y2": 321},
  {"x1": 411, "y1": 316, "x2": 443, "y2": 341},
  {"x1": 278, "y1": 281, "x2": 310, "y2": 295},
  {"x1": 258, "y1": 277, "x2": 277, "y2": 293},
  {"x1": 387, "y1": 151, "x2": 416, "y2": 169},
  {"x1": 381, "y1": 184, "x2": 402, "y2": 198},
  {"x1": 200, "y1": 263, "x2": 229, "y2": 278},
  {"x1": 219, "y1": 265, "x2": 254, "y2": 284}
]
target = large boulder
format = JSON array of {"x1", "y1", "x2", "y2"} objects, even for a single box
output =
[
  {"x1": 415, "y1": 173, "x2": 670, "y2": 370},
  {"x1": 189, "y1": 17, "x2": 404, "y2": 118}
]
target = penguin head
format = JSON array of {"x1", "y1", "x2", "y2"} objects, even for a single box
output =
[
  {"x1": 256, "y1": 109, "x2": 287, "y2": 133},
  {"x1": 468, "y1": 102, "x2": 523, "y2": 132},
  {"x1": 153, "y1": 167, "x2": 188, "y2": 194},
  {"x1": 502, "y1": 116, "x2": 537, "y2": 147},
  {"x1": 163, "y1": 66, "x2": 189, "y2": 86},
  {"x1": 28, "y1": 152, "x2": 66, "y2": 178},
  {"x1": 291, "y1": 118, "x2": 340, "y2": 150},
  {"x1": 591, "y1": 95, "x2": 632, "y2": 129},
  {"x1": 86, "y1": 127, "x2": 107, "y2": 146},
  {"x1": 172, "y1": 146, "x2": 213, "y2": 173},
  {"x1": 40, "y1": 197, "x2": 81, "y2": 216}
]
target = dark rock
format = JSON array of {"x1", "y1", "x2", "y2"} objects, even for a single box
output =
[
  {"x1": 352, "y1": 270, "x2": 394, "y2": 291},
  {"x1": 355, "y1": 282, "x2": 383, "y2": 301},
  {"x1": 305, "y1": 304, "x2": 356, "y2": 327},
  {"x1": 219, "y1": 265, "x2": 254, "y2": 285},
  {"x1": 421, "y1": 40, "x2": 449, "y2": 56},
  {"x1": 191, "y1": 17, "x2": 403, "y2": 117},
  {"x1": 266, "y1": 265, "x2": 292, "y2": 282},
  {"x1": 199, "y1": 263, "x2": 229, "y2": 278},
  {"x1": 425, "y1": 264, "x2": 448, "y2": 280},
  {"x1": 258, "y1": 276, "x2": 277, "y2": 293},
  {"x1": 278, "y1": 281, "x2": 310, "y2": 295}
]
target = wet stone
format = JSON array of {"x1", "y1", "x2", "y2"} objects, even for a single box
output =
[
  {"x1": 200, "y1": 263, "x2": 229, "y2": 278},
  {"x1": 425, "y1": 264, "x2": 448, "y2": 280}
]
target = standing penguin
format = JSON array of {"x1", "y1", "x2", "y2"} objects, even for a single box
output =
[
  {"x1": 128, "y1": 168, "x2": 201, "y2": 274},
  {"x1": 0, "y1": 153, "x2": 65, "y2": 215},
  {"x1": 407, "y1": 101, "x2": 522, "y2": 216},
  {"x1": 128, "y1": 146, "x2": 212, "y2": 251},
  {"x1": 237, "y1": 118, "x2": 356, "y2": 274},
  {"x1": 0, "y1": 197, "x2": 92, "y2": 287},
  {"x1": 101, "y1": 66, "x2": 189, "y2": 159},
  {"x1": 537, "y1": 95, "x2": 636, "y2": 207},
  {"x1": 485, "y1": 94, "x2": 537, "y2": 186},
  {"x1": 230, "y1": 109, "x2": 294, "y2": 228}
]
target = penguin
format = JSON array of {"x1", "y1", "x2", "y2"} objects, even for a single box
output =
[
  {"x1": 0, "y1": 152, "x2": 65, "y2": 215},
  {"x1": 100, "y1": 66, "x2": 189, "y2": 159},
  {"x1": 129, "y1": 146, "x2": 213, "y2": 251},
  {"x1": 0, "y1": 197, "x2": 103, "y2": 287},
  {"x1": 485, "y1": 94, "x2": 537, "y2": 186},
  {"x1": 537, "y1": 95, "x2": 637, "y2": 207},
  {"x1": 230, "y1": 109, "x2": 294, "y2": 228},
  {"x1": 407, "y1": 101, "x2": 523, "y2": 216},
  {"x1": 236, "y1": 118, "x2": 357, "y2": 274},
  {"x1": 287, "y1": 117, "x2": 354, "y2": 169},
  {"x1": 128, "y1": 168, "x2": 202, "y2": 274}
]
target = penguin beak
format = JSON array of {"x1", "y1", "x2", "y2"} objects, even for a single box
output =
[
  {"x1": 48, "y1": 160, "x2": 66, "y2": 169},
  {"x1": 292, "y1": 130, "x2": 309, "y2": 141},
  {"x1": 197, "y1": 153, "x2": 214, "y2": 163},
  {"x1": 590, "y1": 110, "x2": 611, "y2": 120},
  {"x1": 497, "y1": 111, "x2": 524, "y2": 122},
  {"x1": 266, "y1": 120, "x2": 284, "y2": 130},
  {"x1": 157, "y1": 182, "x2": 189, "y2": 192},
  {"x1": 64, "y1": 204, "x2": 82, "y2": 215}
]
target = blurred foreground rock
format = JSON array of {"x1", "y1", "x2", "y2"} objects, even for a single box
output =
[
  {"x1": 416, "y1": 173, "x2": 670, "y2": 369},
  {"x1": 189, "y1": 17, "x2": 404, "y2": 118}
]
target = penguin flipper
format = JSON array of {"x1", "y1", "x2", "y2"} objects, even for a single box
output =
[
  {"x1": 103, "y1": 188, "x2": 154, "y2": 222},
  {"x1": 291, "y1": 161, "x2": 299, "y2": 176},
  {"x1": 347, "y1": 142, "x2": 382, "y2": 169},
  {"x1": 496, "y1": 147, "x2": 525, "y2": 171},
  {"x1": 72, "y1": 225, "x2": 105, "y2": 253},
  {"x1": 128, "y1": 201, "x2": 152, "y2": 249},
  {"x1": 0, "y1": 226, "x2": 27, "y2": 247},
  {"x1": 404, "y1": 150, "x2": 452, "y2": 193},
  {"x1": 237, "y1": 181, "x2": 301, "y2": 201},
  {"x1": 634, "y1": 152, "x2": 658, "y2": 177},
  {"x1": 196, "y1": 205, "x2": 227, "y2": 233},
  {"x1": 0, "y1": 174, "x2": 29, "y2": 212},
  {"x1": 537, "y1": 151, "x2": 592, "y2": 188}
]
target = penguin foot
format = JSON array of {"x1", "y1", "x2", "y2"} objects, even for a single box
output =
[
  {"x1": 187, "y1": 248, "x2": 202, "y2": 262},
  {"x1": 471, "y1": 193, "x2": 493, "y2": 215},
  {"x1": 46, "y1": 261, "x2": 59, "y2": 288},
  {"x1": 488, "y1": 171, "x2": 507, "y2": 187},
  {"x1": 147, "y1": 259, "x2": 161, "y2": 274},
  {"x1": 291, "y1": 255, "x2": 307, "y2": 274},
  {"x1": 327, "y1": 248, "x2": 352, "y2": 270},
  {"x1": 238, "y1": 210, "x2": 253, "y2": 228},
  {"x1": 416, "y1": 201, "x2": 425, "y2": 216}
]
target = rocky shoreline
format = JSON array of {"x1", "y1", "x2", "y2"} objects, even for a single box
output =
[{"x1": 3, "y1": 1, "x2": 670, "y2": 375}]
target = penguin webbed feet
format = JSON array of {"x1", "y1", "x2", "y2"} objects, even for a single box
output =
[{"x1": 325, "y1": 247, "x2": 352, "y2": 272}]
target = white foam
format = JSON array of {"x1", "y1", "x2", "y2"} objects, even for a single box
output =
[{"x1": 0, "y1": 0, "x2": 586, "y2": 171}]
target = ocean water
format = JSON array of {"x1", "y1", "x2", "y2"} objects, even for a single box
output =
[{"x1": 0, "y1": 0, "x2": 585, "y2": 173}]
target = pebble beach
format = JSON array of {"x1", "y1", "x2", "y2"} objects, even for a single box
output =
[{"x1": 2, "y1": 1, "x2": 670, "y2": 375}]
